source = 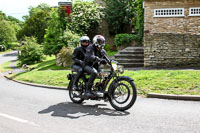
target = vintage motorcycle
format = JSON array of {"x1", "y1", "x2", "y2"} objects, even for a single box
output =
[{"x1": 67, "y1": 55, "x2": 137, "y2": 111}]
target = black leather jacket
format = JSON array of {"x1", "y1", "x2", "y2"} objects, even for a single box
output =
[
  {"x1": 72, "y1": 46, "x2": 86, "y2": 66},
  {"x1": 84, "y1": 44, "x2": 108, "y2": 67}
]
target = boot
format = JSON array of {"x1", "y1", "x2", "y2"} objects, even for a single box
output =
[
  {"x1": 85, "y1": 83, "x2": 95, "y2": 98},
  {"x1": 72, "y1": 73, "x2": 82, "y2": 91}
]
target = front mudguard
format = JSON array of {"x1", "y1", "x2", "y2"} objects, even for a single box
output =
[{"x1": 108, "y1": 76, "x2": 133, "y2": 97}]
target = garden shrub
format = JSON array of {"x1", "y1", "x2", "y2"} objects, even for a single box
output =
[
  {"x1": 18, "y1": 37, "x2": 44, "y2": 65},
  {"x1": 104, "y1": 44, "x2": 117, "y2": 51},
  {"x1": 59, "y1": 30, "x2": 80, "y2": 48},
  {"x1": 56, "y1": 47, "x2": 74, "y2": 67},
  {"x1": 105, "y1": 0, "x2": 135, "y2": 35},
  {"x1": 114, "y1": 33, "x2": 141, "y2": 47}
]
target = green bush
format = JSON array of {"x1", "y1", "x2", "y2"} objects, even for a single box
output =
[
  {"x1": 18, "y1": 37, "x2": 44, "y2": 65},
  {"x1": 59, "y1": 30, "x2": 80, "y2": 48},
  {"x1": 104, "y1": 44, "x2": 117, "y2": 51},
  {"x1": 114, "y1": 33, "x2": 141, "y2": 47}
]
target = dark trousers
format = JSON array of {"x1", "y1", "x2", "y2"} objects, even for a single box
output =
[
  {"x1": 83, "y1": 65, "x2": 98, "y2": 91},
  {"x1": 72, "y1": 64, "x2": 83, "y2": 86}
]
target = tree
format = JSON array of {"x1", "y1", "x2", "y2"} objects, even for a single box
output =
[
  {"x1": 17, "y1": 3, "x2": 51, "y2": 44},
  {"x1": 70, "y1": 1, "x2": 105, "y2": 35},
  {"x1": 7, "y1": 16, "x2": 24, "y2": 27},
  {"x1": 43, "y1": 7, "x2": 80, "y2": 56},
  {"x1": 105, "y1": 0, "x2": 135, "y2": 35},
  {"x1": 43, "y1": 8, "x2": 68, "y2": 56},
  {"x1": 0, "y1": 10, "x2": 6, "y2": 20},
  {"x1": 0, "y1": 20, "x2": 17, "y2": 44}
]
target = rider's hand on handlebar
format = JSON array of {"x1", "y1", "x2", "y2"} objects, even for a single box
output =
[
  {"x1": 96, "y1": 57, "x2": 101, "y2": 62},
  {"x1": 96, "y1": 57, "x2": 107, "y2": 64},
  {"x1": 100, "y1": 59, "x2": 107, "y2": 64}
]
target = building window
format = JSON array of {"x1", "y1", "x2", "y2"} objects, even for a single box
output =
[
  {"x1": 154, "y1": 8, "x2": 184, "y2": 17},
  {"x1": 189, "y1": 7, "x2": 200, "y2": 16}
]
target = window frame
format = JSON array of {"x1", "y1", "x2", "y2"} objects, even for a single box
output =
[
  {"x1": 189, "y1": 7, "x2": 200, "y2": 16},
  {"x1": 154, "y1": 8, "x2": 185, "y2": 18}
]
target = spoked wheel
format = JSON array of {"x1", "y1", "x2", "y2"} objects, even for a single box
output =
[
  {"x1": 109, "y1": 77, "x2": 137, "y2": 111},
  {"x1": 69, "y1": 78, "x2": 85, "y2": 104}
]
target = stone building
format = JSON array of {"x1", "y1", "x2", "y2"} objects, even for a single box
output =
[{"x1": 144, "y1": 0, "x2": 200, "y2": 67}]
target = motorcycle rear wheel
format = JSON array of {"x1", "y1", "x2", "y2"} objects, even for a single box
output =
[{"x1": 69, "y1": 78, "x2": 85, "y2": 104}]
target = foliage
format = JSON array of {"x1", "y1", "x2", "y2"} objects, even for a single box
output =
[
  {"x1": 106, "y1": 51, "x2": 118, "y2": 57},
  {"x1": 114, "y1": 33, "x2": 140, "y2": 47},
  {"x1": 104, "y1": 44, "x2": 113, "y2": 51},
  {"x1": 105, "y1": 0, "x2": 135, "y2": 35},
  {"x1": 60, "y1": 30, "x2": 80, "y2": 48},
  {"x1": 0, "y1": 20, "x2": 17, "y2": 44},
  {"x1": 18, "y1": 37, "x2": 44, "y2": 65},
  {"x1": 104, "y1": 44, "x2": 117, "y2": 51},
  {"x1": 7, "y1": 16, "x2": 24, "y2": 34},
  {"x1": 43, "y1": 8, "x2": 70, "y2": 56},
  {"x1": 5, "y1": 42, "x2": 20, "y2": 50},
  {"x1": 132, "y1": 0, "x2": 144, "y2": 43},
  {"x1": 0, "y1": 10, "x2": 6, "y2": 20},
  {"x1": 70, "y1": 1, "x2": 105, "y2": 35},
  {"x1": 7, "y1": 16, "x2": 24, "y2": 27},
  {"x1": 17, "y1": 3, "x2": 51, "y2": 44},
  {"x1": 0, "y1": 10, "x2": 23, "y2": 46}
]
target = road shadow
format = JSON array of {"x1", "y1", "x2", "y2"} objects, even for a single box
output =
[
  {"x1": 3, "y1": 52, "x2": 17, "y2": 57},
  {"x1": 38, "y1": 102, "x2": 130, "y2": 119}
]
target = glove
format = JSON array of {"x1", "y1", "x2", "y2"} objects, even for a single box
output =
[
  {"x1": 100, "y1": 59, "x2": 107, "y2": 64},
  {"x1": 95, "y1": 57, "x2": 101, "y2": 62}
]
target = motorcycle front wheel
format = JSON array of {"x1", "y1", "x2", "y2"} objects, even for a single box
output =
[{"x1": 109, "y1": 77, "x2": 137, "y2": 111}]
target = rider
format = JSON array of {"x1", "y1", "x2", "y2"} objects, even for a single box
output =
[
  {"x1": 84, "y1": 35, "x2": 109, "y2": 97},
  {"x1": 72, "y1": 36, "x2": 90, "y2": 90}
]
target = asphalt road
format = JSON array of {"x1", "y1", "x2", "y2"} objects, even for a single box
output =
[{"x1": 0, "y1": 51, "x2": 200, "y2": 133}]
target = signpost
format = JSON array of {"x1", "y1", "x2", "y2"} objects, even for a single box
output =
[{"x1": 58, "y1": 0, "x2": 72, "y2": 16}]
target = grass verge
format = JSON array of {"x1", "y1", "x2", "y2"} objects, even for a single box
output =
[
  {"x1": 8, "y1": 69, "x2": 200, "y2": 96},
  {"x1": 5, "y1": 52, "x2": 200, "y2": 96},
  {"x1": 16, "y1": 56, "x2": 71, "y2": 71},
  {"x1": 0, "y1": 61, "x2": 12, "y2": 72}
]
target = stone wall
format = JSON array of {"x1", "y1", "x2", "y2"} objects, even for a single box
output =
[
  {"x1": 144, "y1": 33, "x2": 200, "y2": 67},
  {"x1": 144, "y1": 0, "x2": 200, "y2": 67}
]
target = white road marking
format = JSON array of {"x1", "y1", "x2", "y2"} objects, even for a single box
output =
[{"x1": 0, "y1": 112, "x2": 39, "y2": 127}]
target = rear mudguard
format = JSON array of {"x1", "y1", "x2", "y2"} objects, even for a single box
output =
[
  {"x1": 108, "y1": 76, "x2": 133, "y2": 96},
  {"x1": 67, "y1": 74, "x2": 75, "y2": 90}
]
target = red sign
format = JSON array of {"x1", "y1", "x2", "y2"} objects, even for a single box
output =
[{"x1": 59, "y1": 2, "x2": 72, "y2": 16}]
